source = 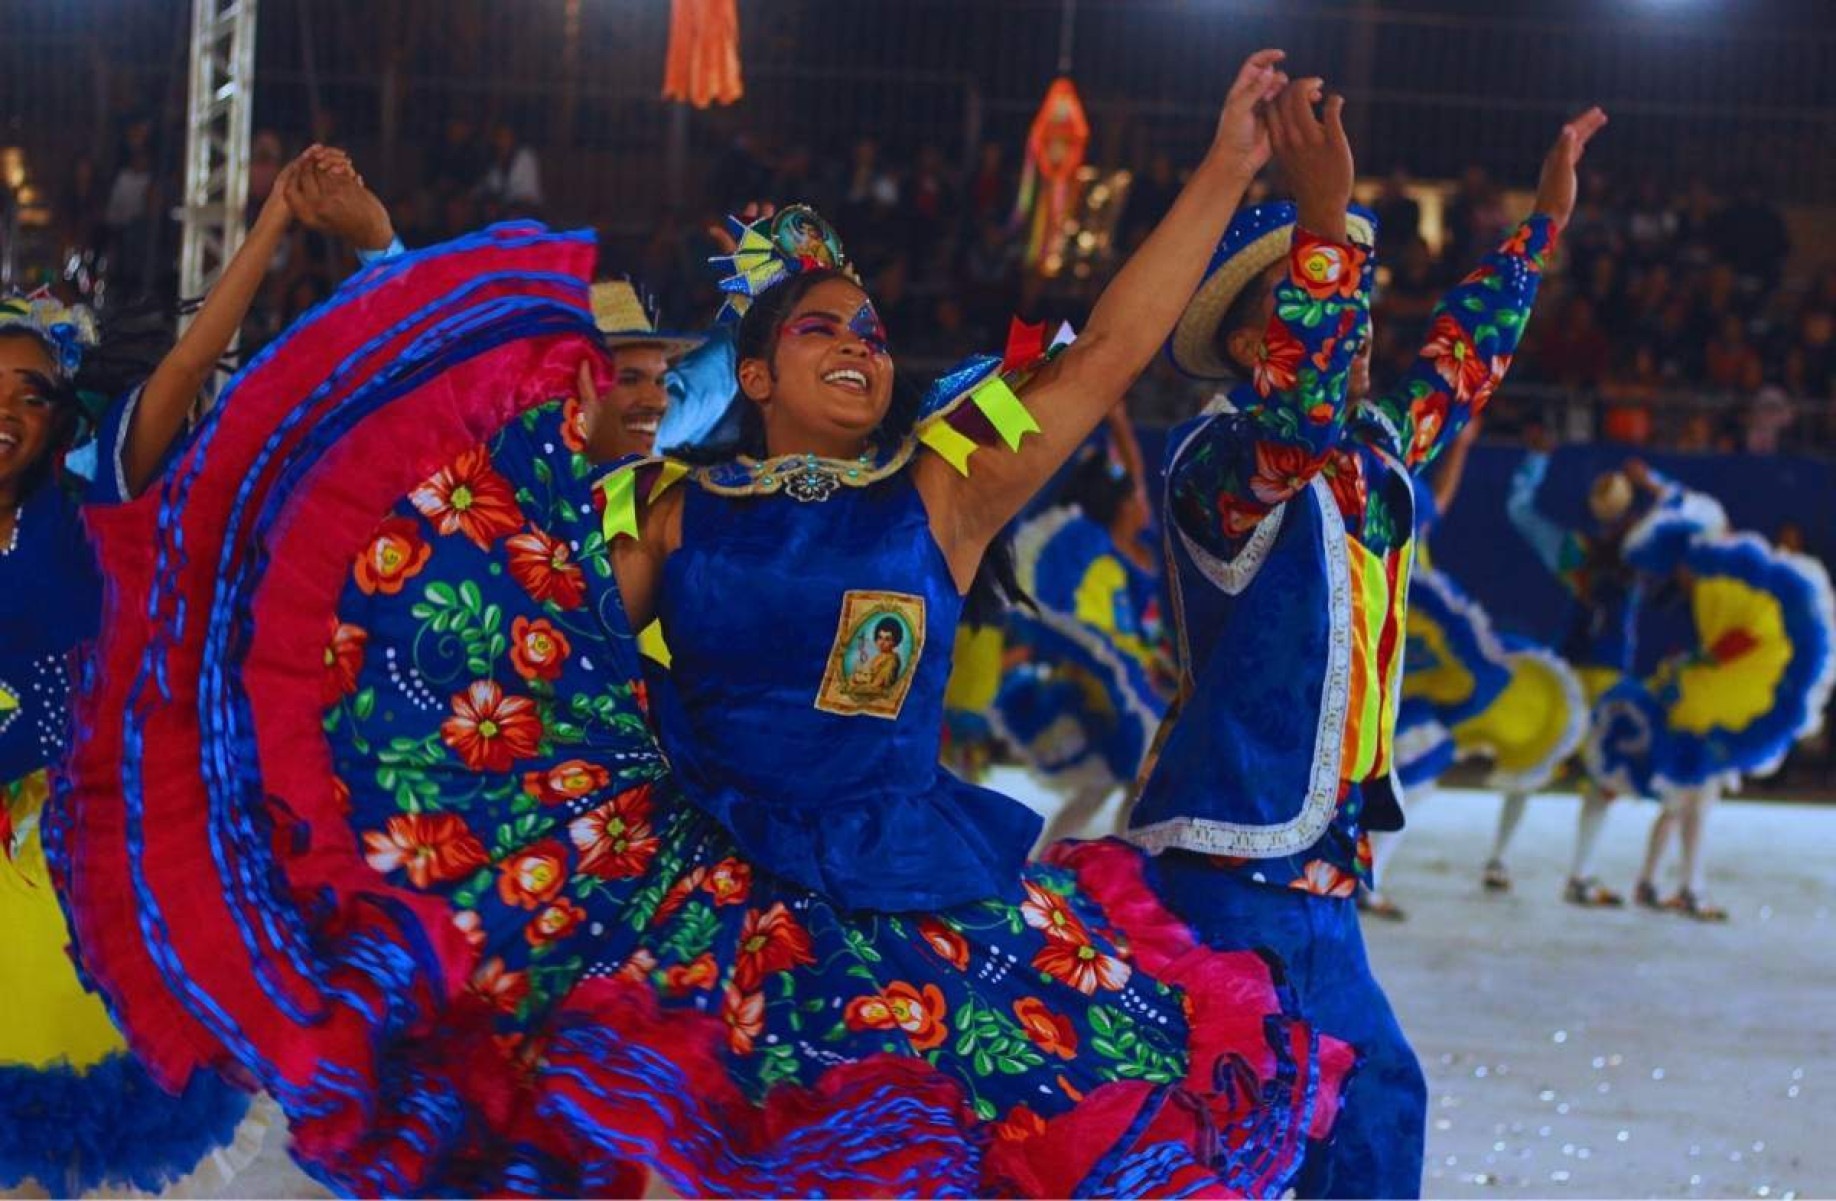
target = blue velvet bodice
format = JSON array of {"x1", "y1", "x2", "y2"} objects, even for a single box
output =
[{"x1": 652, "y1": 466, "x2": 1042, "y2": 912}]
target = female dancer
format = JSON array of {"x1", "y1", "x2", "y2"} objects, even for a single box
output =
[
  {"x1": 1588, "y1": 487, "x2": 1834, "y2": 920},
  {"x1": 1503, "y1": 433, "x2": 1674, "y2": 903},
  {"x1": 59, "y1": 57, "x2": 1359, "y2": 1197},
  {"x1": 0, "y1": 148, "x2": 360, "y2": 1195}
]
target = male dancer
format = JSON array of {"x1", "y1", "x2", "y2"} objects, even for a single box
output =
[{"x1": 1129, "y1": 99, "x2": 1604, "y2": 1196}]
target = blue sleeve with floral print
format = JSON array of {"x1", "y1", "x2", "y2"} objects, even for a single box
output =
[
  {"x1": 1369, "y1": 215, "x2": 1558, "y2": 473},
  {"x1": 1169, "y1": 229, "x2": 1373, "y2": 556}
]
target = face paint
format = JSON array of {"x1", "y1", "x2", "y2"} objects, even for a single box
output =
[
  {"x1": 847, "y1": 301, "x2": 890, "y2": 356},
  {"x1": 781, "y1": 304, "x2": 890, "y2": 357}
]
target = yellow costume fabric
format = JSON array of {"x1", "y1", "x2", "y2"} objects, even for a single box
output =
[{"x1": 1, "y1": 771, "x2": 127, "y2": 1070}]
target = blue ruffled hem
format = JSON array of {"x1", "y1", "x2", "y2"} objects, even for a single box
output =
[
  {"x1": 1393, "y1": 698, "x2": 1457, "y2": 791},
  {"x1": 0, "y1": 1052, "x2": 250, "y2": 1195},
  {"x1": 1587, "y1": 533, "x2": 1836, "y2": 796},
  {"x1": 1403, "y1": 564, "x2": 1514, "y2": 729}
]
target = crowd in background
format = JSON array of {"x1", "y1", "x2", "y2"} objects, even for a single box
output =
[{"x1": 15, "y1": 114, "x2": 1836, "y2": 453}]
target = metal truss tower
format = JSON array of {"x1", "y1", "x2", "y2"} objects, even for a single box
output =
[{"x1": 178, "y1": 0, "x2": 258, "y2": 314}]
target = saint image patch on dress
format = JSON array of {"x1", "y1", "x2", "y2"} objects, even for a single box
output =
[{"x1": 815, "y1": 590, "x2": 925, "y2": 719}]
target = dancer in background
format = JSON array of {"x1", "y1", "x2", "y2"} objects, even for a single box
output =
[
  {"x1": 0, "y1": 145, "x2": 377, "y2": 1196},
  {"x1": 1133, "y1": 102, "x2": 1604, "y2": 1196},
  {"x1": 1588, "y1": 485, "x2": 1835, "y2": 920},
  {"x1": 989, "y1": 408, "x2": 1174, "y2": 848},
  {"x1": 1501, "y1": 429, "x2": 1674, "y2": 903},
  {"x1": 1374, "y1": 417, "x2": 1588, "y2": 918},
  {"x1": 60, "y1": 59, "x2": 1361, "y2": 1197}
]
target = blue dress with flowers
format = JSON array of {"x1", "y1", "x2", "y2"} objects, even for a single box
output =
[{"x1": 56, "y1": 223, "x2": 1354, "y2": 1198}]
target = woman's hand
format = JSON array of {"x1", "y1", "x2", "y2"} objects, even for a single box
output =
[
  {"x1": 285, "y1": 154, "x2": 395, "y2": 252},
  {"x1": 1533, "y1": 107, "x2": 1608, "y2": 230},
  {"x1": 1207, "y1": 49, "x2": 1287, "y2": 176}
]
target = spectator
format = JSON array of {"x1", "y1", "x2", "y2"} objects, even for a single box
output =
[
  {"x1": 1372, "y1": 166, "x2": 1422, "y2": 247},
  {"x1": 1704, "y1": 312, "x2": 1761, "y2": 391},
  {"x1": 1745, "y1": 379, "x2": 1795, "y2": 454},
  {"x1": 101, "y1": 116, "x2": 160, "y2": 297},
  {"x1": 966, "y1": 141, "x2": 1011, "y2": 229},
  {"x1": 1709, "y1": 181, "x2": 1790, "y2": 296},
  {"x1": 1623, "y1": 177, "x2": 1679, "y2": 268},
  {"x1": 1118, "y1": 152, "x2": 1179, "y2": 250},
  {"x1": 478, "y1": 123, "x2": 543, "y2": 217},
  {"x1": 1538, "y1": 295, "x2": 1612, "y2": 390},
  {"x1": 711, "y1": 130, "x2": 771, "y2": 213}
]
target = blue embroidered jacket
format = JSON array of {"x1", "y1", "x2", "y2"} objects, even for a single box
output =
[{"x1": 1129, "y1": 217, "x2": 1557, "y2": 893}]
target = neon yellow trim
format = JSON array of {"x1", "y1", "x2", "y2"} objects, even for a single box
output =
[
  {"x1": 972, "y1": 376, "x2": 1041, "y2": 451},
  {"x1": 919, "y1": 421, "x2": 979, "y2": 476},
  {"x1": 1341, "y1": 538, "x2": 1388, "y2": 781},
  {"x1": 638, "y1": 620, "x2": 672, "y2": 669},
  {"x1": 600, "y1": 467, "x2": 640, "y2": 543},
  {"x1": 649, "y1": 460, "x2": 690, "y2": 504}
]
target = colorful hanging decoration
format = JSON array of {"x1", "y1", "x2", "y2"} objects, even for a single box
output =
[
  {"x1": 1011, "y1": 76, "x2": 1090, "y2": 274},
  {"x1": 663, "y1": 0, "x2": 744, "y2": 109}
]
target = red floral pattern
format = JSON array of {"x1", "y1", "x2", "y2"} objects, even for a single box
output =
[
  {"x1": 705, "y1": 858, "x2": 752, "y2": 907},
  {"x1": 843, "y1": 981, "x2": 950, "y2": 1051},
  {"x1": 722, "y1": 984, "x2": 766, "y2": 1056},
  {"x1": 526, "y1": 897, "x2": 588, "y2": 945},
  {"x1": 506, "y1": 526, "x2": 588, "y2": 611},
  {"x1": 733, "y1": 903, "x2": 816, "y2": 992},
  {"x1": 1013, "y1": 998, "x2": 1078, "y2": 1059},
  {"x1": 441, "y1": 680, "x2": 544, "y2": 773},
  {"x1": 361, "y1": 813, "x2": 488, "y2": 889},
  {"x1": 918, "y1": 918, "x2": 970, "y2": 970},
  {"x1": 408, "y1": 446, "x2": 523, "y2": 548},
  {"x1": 1033, "y1": 939, "x2": 1132, "y2": 996},
  {"x1": 496, "y1": 839, "x2": 569, "y2": 909},
  {"x1": 569, "y1": 785, "x2": 660, "y2": 880},
  {"x1": 353, "y1": 516, "x2": 432, "y2": 596},
  {"x1": 322, "y1": 621, "x2": 367, "y2": 706},
  {"x1": 1251, "y1": 324, "x2": 1306, "y2": 399},
  {"x1": 509, "y1": 616, "x2": 571, "y2": 681},
  {"x1": 522, "y1": 759, "x2": 611, "y2": 805}
]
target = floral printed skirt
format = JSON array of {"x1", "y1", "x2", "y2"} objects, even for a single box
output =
[{"x1": 55, "y1": 224, "x2": 1353, "y2": 1198}]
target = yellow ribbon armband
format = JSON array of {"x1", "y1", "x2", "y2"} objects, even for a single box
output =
[
  {"x1": 918, "y1": 375, "x2": 1042, "y2": 478},
  {"x1": 974, "y1": 376, "x2": 1040, "y2": 451},
  {"x1": 599, "y1": 459, "x2": 689, "y2": 543}
]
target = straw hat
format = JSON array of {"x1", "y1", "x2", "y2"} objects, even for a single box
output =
[
  {"x1": 1588, "y1": 472, "x2": 1635, "y2": 524},
  {"x1": 590, "y1": 280, "x2": 706, "y2": 359},
  {"x1": 1168, "y1": 201, "x2": 1377, "y2": 382}
]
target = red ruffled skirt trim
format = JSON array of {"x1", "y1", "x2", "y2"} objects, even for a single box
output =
[{"x1": 54, "y1": 224, "x2": 1350, "y2": 1196}]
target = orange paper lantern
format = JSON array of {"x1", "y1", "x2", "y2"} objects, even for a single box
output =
[{"x1": 663, "y1": 0, "x2": 744, "y2": 109}]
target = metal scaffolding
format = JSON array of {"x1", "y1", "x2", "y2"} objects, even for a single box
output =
[{"x1": 178, "y1": 0, "x2": 258, "y2": 315}]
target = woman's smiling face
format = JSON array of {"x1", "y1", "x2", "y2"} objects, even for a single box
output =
[
  {"x1": 0, "y1": 334, "x2": 63, "y2": 496},
  {"x1": 739, "y1": 276, "x2": 895, "y2": 455}
]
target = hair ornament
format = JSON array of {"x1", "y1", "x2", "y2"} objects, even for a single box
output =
[
  {"x1": 712, "y1": 205, "x2": 859, "y2": 322},
  {"x1": 0, "y1": 288, "x2": 100, "y2": 380}
]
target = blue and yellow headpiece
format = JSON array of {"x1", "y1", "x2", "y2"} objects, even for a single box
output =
[
  {"x1": 0, "y1": 289, "x2": 99, "y2": 382},
  {"x1": 712, "y1": 205, "x2": 861, "y2": 322}
]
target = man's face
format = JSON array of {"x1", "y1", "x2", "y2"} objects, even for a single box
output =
[{"x1": 588, "y1": 344, "x2": 670, "y2": 462}]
